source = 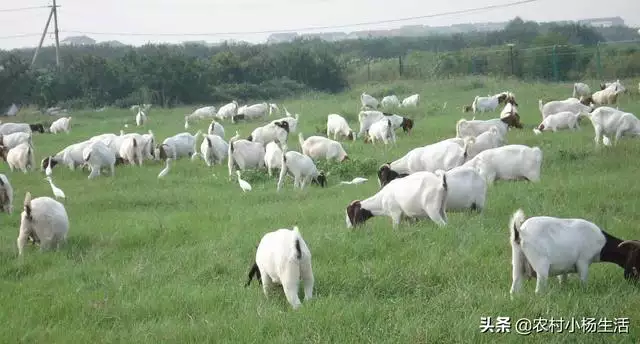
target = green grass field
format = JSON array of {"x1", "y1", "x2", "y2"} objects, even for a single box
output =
[{"x1": 1, "y1": 77, "x2": 640, "y2": 343}]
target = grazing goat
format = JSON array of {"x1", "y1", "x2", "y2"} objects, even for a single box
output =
[
  {"x1": 327, "y1": 114, "x2": 356, "y2": 141},
  {"x1": 233, "y1": 103, "x2": 278, "y2": 123},
  {"x1": 119, "y1": 135, "x2": 144, "y2": 166},
  {"x1": 360, "y1": 92, "x2": 379, "y2": 109},
  {"x1": 82, "y1": 140, "x2": 116, "y2": 179},
  {"x1": 17, "y1": 192, "x2": 69, "y2": 255},
  {"x1": 248, "y1": 121, "x2": 290, "y2": 145},
  {"x1": 366, "y1": 118, "x2": 396, "y2": 145},
  {"x1": 277, "y1": 145, "x2": 326, "y2": 191},
  {"x1": 586, "y1": 83, "x2": 625, "y2": 106},
  {"x1": 135, "y1": 109, "x2": 147, "y2": 126},
  {"x1": 588, "y1": 106, "x2": 640, "y2": 146},
  {"x1": 383, "y1": 112, "x2": 414, "y2": 135},
  {"x1": 572, "y1": 82, "x2": 591, "y2": 98},
  {"x1": 508, "y1": 208, "x2": 640, "y2": 297},
  {"x1": 376, "y1": 137, "x2": 473, "y2": 187},
  {"x1": 401, "y1": 94, "x2": 420, "y2": 107},
  {"x1": 29, "y1": 123, "x2": 46, "y2": 133},
  {"x1": 227, "y1": 132, "x2": 266, "y2": 178},
  {"x1": 140, "y1": 130, "x2": 156, "y2": 160},
  {"x1": 264, "y1": 141, "x2": 284, "y2": 178},
  {"x1": 49, "y1": 116, "x2": 72, "y2": 134},
  {"x1": 538, "y1": 98, "x2": 592, "y2": 120},
  {"x1": 471, "y1": 92, "x2": 510, "y2": 113},
  {"x1": 155, "y1": 131, "x2": 202, "y2": 160},
  {"x1": 381, "y1": 95, "x2": 401, "y2": 108},
  {"x1": 200, "y1": 134, "x2": 229, "y2": 167},
  {"x1": 0, "y1": 173, "x2": 13, "y2": 214},
  {"x1": 187, "y1": 106, "x2": 216, "y2": 121},
  {"x1": 358, "y1": 110, "x2": 413, "y2": 138},
  {"x1": 271, "y1": 114, "x2": 299, "y2": 134},
  {"x1": 299, "y1": 133, "x2": 348, "y2": 162},
  {"x1": 462, "y1": 126, "x2": 505, "y2": 159},
  {"x1": 534, "y1": 111, "x2": 587, "y2": 134},
  {"x1": 245, "y1": 226, "x2": 314, "y2": 310},
  {"x1": 0, "y1": 142, "x2": 34, "y2": 173},
  {"x1": 41, "y1": 140, "x2": 93, "y2": 171},
  {"x1": 0, "y1": 122, "x2": 32, "y2": 135},
  {"x1": 456, "y1": 109, "x2": 522, "y2": 139},
  {"x1": 463, "y1": 145, "x2": 543, "y2": 185},
  {"x1": 346, "y1": 171, "x2": 448, "y2": 229},
  {"x1": 442, "y1": 165, "x2": 487, "y2": 212},
  {"x1": 216, "y1": 101, "x2": 239, "y2": 121},
  {"x1": 0, "y1": 132, "x2": 32, "y2": 150}
]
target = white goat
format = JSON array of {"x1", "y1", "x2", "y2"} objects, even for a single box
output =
[
  {"x1": 200, "y1": 134, "x2": 229, "y2": 167},
  {"x1": 346, "y1": 171, "x2": 448, "y2": 229},
  {"x1": 0, "y1": 132, "x2": 32, "y2": 150},
  {"x1": 589, "y1": 83, "x2": 625, "y2": 106},
  {"x1": 188, "y1": 106, "x2": 216, "y2": 120},
  {"x1": 216, "y1": 101, "x2": 239, "y2": 121},
  {"x1": 245, "y1": 226, "x2": 314, "y2": 310},
  {"x1": 401, "y1": 94, "x2": 420, "y2": 107},
  {"x1": 376, "y1": 137, "x2": 474, "y2": 187},
  {"x1": 156, "y1": 131, "x2": 202, "y2": 160},
  {"x1": 0, "y1": 122, "x2": 31, "y2": 135},
  {"x1": 0, "y1": 173, "x2": 13, "y2": 214},
  {"x1": 135, "y1": 109, "x2": 147, "y2": 126},
  {"x1": 43, "y1": 140, "x2": 93, "y2": 171},
  {"x1": 508, "y1": 208, "x2": 640, "y2": 296},
  {"x1": 227, "y1": 133, "x2": 266, "y2": 178},
  {"x1": 463, "y1": 145, "x2": 543, "y2": 185},
  {"x1": 298, "y1": 133, "x2": 348, "y2": 162},
  {"x1": 277, "y1": 145, "x2": 326, "y2": 191},
  {"x1": 264, "y1": 141, "x2": 284, "y2": 178},
  {"x1": 271, "y1": 114, "x2": 299, "y2": 133},
  {"x1": 49, "y1": 116, "x2": 72, "y2": 134},
  {"x1": 358, "y1": 110, "x2": 414, "y2": 138},
  {"x1": 207, "y1": 120, "x2": 225, "y2": 138},
  {"x1": 140, "y1": 130, "x2": 156, "y2": 160},
  {"x1": 82, "y1": 140, "x2": 116, "y2": 179},
  {"x1": 588, "y1": 106, "x2": 640, "y2": 146},
  {"x1": 118, "y1": 135, "x2": 144, "y2": 166},
  {"x1": 533, "y1": 111, "x2": 587, "y2": 134},
  {"x1": 1, "y1": 142, "x2": 34, "y2": 173},
  {"x1": 464, "y1": 126, "x2": 505, "y2": 159},
  {"x1": 326, "y1": 114, "x2": 356, "y2": 141},
  {"x1": 360, "y1": 92, "x2": 379, "y2": 109},
  {"x1": 366, "y1": 118, "x2": 396, "y2": 145},
  {"x1": 234, "y1": 103, "x2": 277, "y2": 122},
  {"x1": 442, "y1": 165, "x2": 487, "y2": 212},
  {"x1": 381, "y1": 95, "x2": 401, "y2": 108},
  {"x1": 538, "y1": 98, "x2": 592, "y2": 120},
  {"x1": 455, "y1": 109, "x2": 523, "y2": 139},
  {"x1": 17, "y1": 192, "x2": 69, "y2": 255},
  {"x1": 572, "y1": 82, "x2": 591, "y2": 98},
  {"x1": 471, "y1": 92, "x2": 508, "y2": 113},
  {"x1": 248, "y1": 121, "x2": 290, "y2": 145}
]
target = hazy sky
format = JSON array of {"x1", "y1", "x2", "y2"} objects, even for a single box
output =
[{"x1": 1, "y1": 0, "x2": 639, "y2": 50}]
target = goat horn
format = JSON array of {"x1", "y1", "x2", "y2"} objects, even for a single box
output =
[{"x1": 618, "y1": 240, "x2": 640, "y2": 249}]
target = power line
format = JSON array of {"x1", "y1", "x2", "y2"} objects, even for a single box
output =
[
  {"x1": 0, "y1": 33, "x2": 43, "y2": 40},
  {"x1": 0, "y1": 5, "x2": 50, "y2": 13},
  {"x1": 60, "y1": 0, "x2": 542, "y2": 37}
]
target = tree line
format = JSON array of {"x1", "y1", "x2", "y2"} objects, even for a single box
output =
[{"x1": 0, "y1": 17, "x2": 638, "y2": 111}]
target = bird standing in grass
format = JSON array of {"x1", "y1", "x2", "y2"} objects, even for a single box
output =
[
  {"x1": 157, "y1": 158, "x2": 172, "y2": 179},
  {"x1": 184, "y1": 117, "x2": 189, "y2": 130},
  {"x1": 45, "y1": 158, "x2": 53, "y2": 177},
  {"x1": 45, "y1": 176, "x2": 65, "y2": 200},
  {"x1": 236, "y1": 170, "x2": 252, "y2": 192}
]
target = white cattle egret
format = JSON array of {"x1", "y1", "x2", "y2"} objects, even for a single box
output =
[
  {"x1": 603, "y1": 136, "x2": 611, "y2": 146},
  {"x1": 236, "y1": 170, "x2": 252, "y2": 192},
  {"x1": 45, "y1": 158, "x2": 52, "y2": 177},
  {"x1": 45, "y1": 176, "x2": 65, "y2": 200},
  {"x1": 124, "y1": 124, "x2": 129, "y2": 128},
  {"x1": 184, "y1": 117, "x2": 189, "y2": 130},
  {"x1": 157, "y1": 158, "x2": 172, "y2": 178},
  {"x1": 340, "y1": 177, "x2": 368, "y2": 185}
]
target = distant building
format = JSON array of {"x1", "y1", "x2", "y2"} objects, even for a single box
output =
[{"x1": 578, "y1": 17, "x2": 625, "y2": 28}]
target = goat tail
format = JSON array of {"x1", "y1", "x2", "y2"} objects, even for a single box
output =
[
  {"x1": 206, "y1": 136, "x2": 212, "y2": 148},
  {"x1": 433, "y1": 169, "x2": 448, "y2": 225},
  {"x1": 26, "y1": 145, "x2": 33, "y2": 169},
  {"x1": 245, "y1": 262, "x2": 261, "y2": 287},
  {"x1": 572, "y1": 83, "x2": 577, "y2": 98},
  {"x1": 298, "y1": 133, "x2": 305, "y2": 150},
  {"x1": 509, "y1": 209, "x2": 527, "y2": 245},
  {"x1": 462, "y1": 136, "x2": 475, "y2": 160},
  {"x1": 277, "y1": 146, "x2": 289, "y2": 192},
  {"x1": 291, "y1": 226, "x2": 302, "y2": 260},
  {"x1": 455, "y1": 118, "x2": 467, "y2": 138},
  {"x1": 538, "y1": 99, "x2": 544, "y2": 115},
  {"x1": 23, "y1": 191, "x2": 32, "y2": 219},
  {"x1": 227, "y1": 139, "x2": 236, "y2": 180}
]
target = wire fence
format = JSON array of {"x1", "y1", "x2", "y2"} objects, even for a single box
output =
[{"x1": 347, "y1": 40, "x2": 640, "y2": 84}]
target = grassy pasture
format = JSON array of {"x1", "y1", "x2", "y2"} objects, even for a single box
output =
[{"x1": 1, "y1": 76, "x2": 640, "y2": 343}]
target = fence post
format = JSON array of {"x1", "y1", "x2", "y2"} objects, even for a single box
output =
[
  {"x1": 552, "y1": 45, "x2": 559, "y2": 81},
  {"x1": 367, "y1": 59, "x2": 371, "y2": 81},
  {"x1": 398, "y1": 55, "x2": 403, "y2": 78},
  {"x1": 596, "y1": 42, "x2": 602, "y2": 79}
]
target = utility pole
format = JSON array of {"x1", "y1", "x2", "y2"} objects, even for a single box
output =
[
  {"x1": 31, "y1": 1, "x2": 61, "y2": 68},
  {"x1": 52, "y1": 0, "x2": 61, "y2": 69}
]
